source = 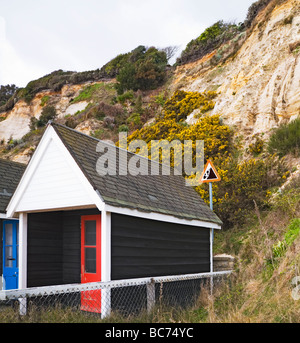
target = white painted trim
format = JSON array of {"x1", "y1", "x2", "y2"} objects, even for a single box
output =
[
  {"x1": 19, "y1": 213, "x2": 27, "y2": 290},
  {"x1": 6, "y1": 125, "x2": 53, "y2": 218},
  {"x1": 0, "y1": 214, "x2": 18, "y2": 220},
  {"x1": 6, "y1": 125, "x2": 105, "y2": 217},
  {"x1": 104, "y1": 204, "x2": 222, "y2": 230},
  {"x1": 101, "y1": 210, "x2": 111, "y2": 282},
  {"x1": 101, "y1": 210, "x2": 111, "y2": 319}
]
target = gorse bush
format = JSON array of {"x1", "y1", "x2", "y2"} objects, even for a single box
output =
[
  {"x1": 200, "y1": 155, "x2": 287, "y2": 228},
  {"x1": 163, "y1": 90, "x2": 217, "y2": 121},
  {"x1": 126, "y1": 90, "x2": 287, "y2": 229},
  {"x1": 249, "y1": 137, "x2": 264, "y2": 156},
  {"x1": 268, "y1": 118, "x2": 300, "y2": 157}
]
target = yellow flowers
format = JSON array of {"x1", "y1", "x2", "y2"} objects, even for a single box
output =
[
  {"x1": 249, "y1": 137, "x2": 264, "y2": 156},
  {"x1": 124, "y1": 89, "x2": 288, "y2": 229},
  {"x1": 163, "y1": 90, "x2": 217, "y2": 122}
]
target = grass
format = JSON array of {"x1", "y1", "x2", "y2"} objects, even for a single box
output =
[{"x1": 71, "y1": 82, "x2": 116, "y2": 104}]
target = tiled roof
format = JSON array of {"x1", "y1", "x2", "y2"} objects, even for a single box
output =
[
  {"x1": 0, "y1": 159, "x2": 26, "y2": 214},
  {"x1": 51, "y1": 122, "x2": 222, "y2": 226}
]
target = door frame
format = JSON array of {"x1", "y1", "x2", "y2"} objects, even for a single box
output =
[
  {"x1": 81, "y1": 214, "x2": 102, "y2": 283},
  {"x1": 2, "y1": 219, "x2": 19, "y2": 290},
  {"x1": 80, "y1": 214, "x2": 102, "y2": 312}
]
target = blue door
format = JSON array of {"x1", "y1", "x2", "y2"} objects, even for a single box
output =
[{"x1": 3, "y1": 220, "x2": 19, "y2": 290}]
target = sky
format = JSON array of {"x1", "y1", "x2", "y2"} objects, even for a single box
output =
[{"x1": 0, "y1": 0, "x2": 255, "y2": 87}]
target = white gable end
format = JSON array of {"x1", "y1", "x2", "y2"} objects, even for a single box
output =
[{"x1": 13, "y1": 128, "x2": 99, "y2": 213}]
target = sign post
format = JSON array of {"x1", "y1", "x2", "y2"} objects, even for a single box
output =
[
  {"x1": 200, "y1": 159, "x2": 221, "y2": 211},
  {"x1": 199, "y1": 159, "x2": 221, "y2": 293},
  {"x1": 209, "y1": 182, "x2": 213, "y2": 210}
]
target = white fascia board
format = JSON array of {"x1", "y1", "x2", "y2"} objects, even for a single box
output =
[
  {"x1": 6, "y1": 125, "x2": 53, "y2": 218},
  {"x1": 0, "y1": 214, "x2": 18, "y2": 220},
  {"x1": 6, "y1": 125, "x2": 104, "y2": 217},
  {"x1": 104, "y1": 204, "x2": 222, "y2": 230}
]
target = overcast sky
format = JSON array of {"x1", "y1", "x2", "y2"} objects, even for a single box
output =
[{"x1": 0, "y1": 0, "x2": 255, "y2": 87}]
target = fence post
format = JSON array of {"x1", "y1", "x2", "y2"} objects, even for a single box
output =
[
  {"x1": 101, "y1": 287, "x2": 111, "y2": 319},
  {"x1": 19, "y1": 297, "x2": 27, "y2": 316},
  {"x1": 147, "y1": 279, "x2": 155, "y2": 313}
]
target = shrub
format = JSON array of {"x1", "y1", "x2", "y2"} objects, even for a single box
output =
[
  {"x1": 35, "y1": 105, "x2": 57, "y2": 128},
  {"x1": 126, "y1": 90, "x2": 287, "y2": 229},
  {"x1": 40, "y1": 95, "x2": 50, "y2": 107},
  {"x1": 268, "y1": 118, "x2": 300, "y2": 157},
  {"x1": 203, "y1": 155, "x2": 287, "y2": 228},
  {"x1": 116, "y1": 90, "x2": 134, "y2": 104},
  {"x1": 244, "y1": 0, "x2": 272, "y2": 28},
  {"x1": 163, "y1": 90, "x2": 217, "y2": 121},
  {"x1": 118, "y1": 124, "x2": 129, "y2": 132},
  {"x1": 0, "y1": 84, "x2": 19, "y2": 107},
  {"x1": 249, "y1": 137, "x2": 264, "y2": 156},
  {"x1": 127, "y1": 112, "x2": 141, "y2": 127},
  {"x1": 111, "y1": 46, "x2": 168, "y2": 94},
  {"x1": 177, "y1": 21, "x2": 243, "y2": 65}
]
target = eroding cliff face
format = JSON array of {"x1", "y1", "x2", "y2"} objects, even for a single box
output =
[
  {"x1": 0, "y1": 83, "x2": 88, "y2": 141},
  {"x1": 0, "y1": 0, "x2": 299, "y2": 148},
  {"x1": 174, "y1": 0, "x2": 300, "y2": 139}
]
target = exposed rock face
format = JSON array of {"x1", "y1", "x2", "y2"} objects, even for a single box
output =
[
  {"x1": 0, "y1": 0, "x2": 299, "y2": 147},
  {"x1": 0, "y1": 100, "x2": 32, "y2": 141},
  {"x1": 0, "y1": 84, "x2": 88, "y2": 141},
  {"x1": 174, "y1": 0, "x2": 300, "y2": 139}
]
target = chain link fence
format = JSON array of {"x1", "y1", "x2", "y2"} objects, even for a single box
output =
[{"x1": 0, "y1": 271, "x2": 231, "y2": 322}]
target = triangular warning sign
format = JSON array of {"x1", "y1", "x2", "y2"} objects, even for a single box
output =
[{"x1": 200, "y1": 160, "x2": 221, "y2": 183}]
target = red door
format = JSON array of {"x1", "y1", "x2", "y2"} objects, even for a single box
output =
[{"x1": 81, "y1": 215, "x2": 101, "y2": 313}]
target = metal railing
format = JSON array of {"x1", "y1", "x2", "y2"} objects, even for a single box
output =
[{"x1": 0, "y1": 270, "x2": 231, "y2": 322}]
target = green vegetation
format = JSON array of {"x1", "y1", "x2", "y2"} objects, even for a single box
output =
[
  {"x1": 244, "y1": 0, "x2": 272, "y2": 28},
  {"x1": 249, "y1": 137, "x2": 264, "y2": 156},
  {"x1": 268, "y1": 118, "x2": 300, "y2": 157},
  {"x1": 113, "y1": 46, "x2": 168, "y2": 94},
  {"x1": 177, "y1": 21, "x2": 244, "y2": 65},
  {"x1": 71, "y1": 83, "x2": 115, "y2": 104},
  {"x1": 126, "y1": 90, "x2": 287, "y2": 229},
  {"x1": 30, "y1": 105, "x2": 57, "y2": 131},
  {"x1": 0, "y1": 69, "x2": 110, "y2": 112},
  {"x1": 176, "y1": 0, "x2": 289, "y2": 66},
  {"x1": 0, "y1": 84, "x2": 19, "y2": 107},
  {"x1": 272, "y1": 218, "x2": 300, "y2": 258},
  {"x1": 17, "y1": 70, "x2": 74, "y2": 104},
  {"x1": 40, "y1": 95, "x2": 50, "y2": 107}
]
